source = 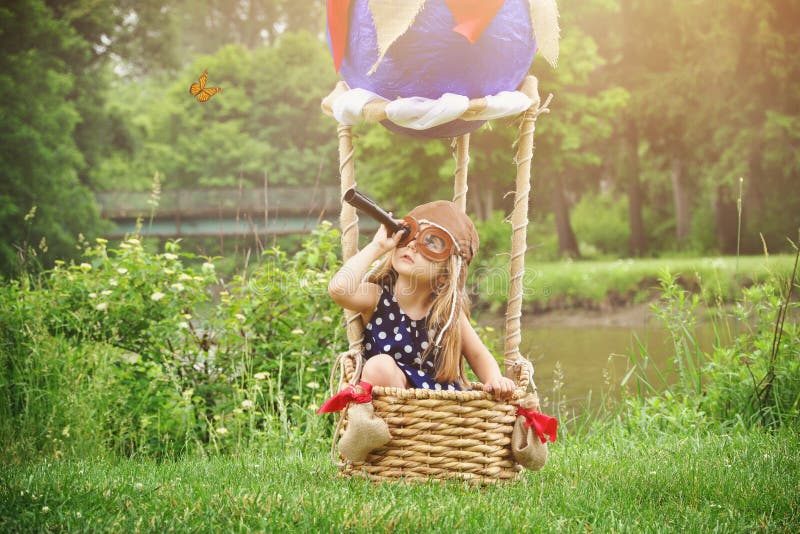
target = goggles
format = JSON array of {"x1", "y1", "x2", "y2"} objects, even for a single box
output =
[{"x1": 397, "y1": 216, "x2": 460, "y2": 262}]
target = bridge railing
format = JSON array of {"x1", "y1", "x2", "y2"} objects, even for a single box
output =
[{"x1": 96, "y1": 186, "x2": 350, "y2": 238}]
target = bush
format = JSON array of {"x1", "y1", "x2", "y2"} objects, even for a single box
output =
[
  {"x1": 623, "y1": 264, "x2": 800, "y2": 430},
  {"x1": 701, "y1": 283, "x2": 800, "y2": 427},
  {"x1": 570, "y1": 192, "x2": 630, "y2": 258},
  {"x1": 0, "y1": 223, "x2": 345, "y2": 460}
]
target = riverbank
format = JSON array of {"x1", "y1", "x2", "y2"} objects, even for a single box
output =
[{"x1": 474, "y1": 254, "x2": 797, "y2": 313}]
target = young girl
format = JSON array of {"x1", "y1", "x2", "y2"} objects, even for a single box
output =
[{"x1": 328, "y1": 199, "x2": 516, "y2": 397}]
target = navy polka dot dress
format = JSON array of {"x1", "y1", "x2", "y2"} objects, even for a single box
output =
[{"x1": 362, "y1": 283, "x2": 460, "y2": 391}]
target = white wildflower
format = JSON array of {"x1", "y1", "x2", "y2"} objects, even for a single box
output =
[
  {"x1": 127, "y1": 238, "x2": 140, "y2": 245},
  {"x1": 150, "y1": 292, "x2": 165, "y2": 301},
  {"x1": 95, "y1": 302, "x2": 109, "y2": 312},
  {"x1": 241, "y1": 399, "x2": 254, "y2": 410},
  {"x1": 305, "y1": 381, "x2": 320, "y2": 390},
  {"x1": 202, "y1": 262, "x2": 215, "y2": 273},
  {"x1": 88, "y1": 292, "x2": 98, "y2": 299},
  {"x1": 41, "y1": 506, "x2": 50, "y2": 513},
  {"x1": 79, "y1": 263, "x2": 92, "y2": 272},
  {"x1": 170, "y1": 283, "x2": 185, "y2": 292},
  {"x1": 291, "y1": 328, "x2": 304, "y2": 335},
  {"x1": 134, "y1": 482, "x2": 144, "y2": 491},
  {"x1": 117, "y1": 267, "x2": 128, "y2": 275},
  {"x1": 178, "y1": 321, "x2": 189, "y2": 329},
  {"x1": 235, "y1": 313, "x2": 246, "y2": 322},
  {"x1": 109, "y1": 279, "x2": 118, "y2": 287},
  {"x1": 164, "y1": 253, "x2": 178, "y2": 260},
  {"x1": 101, "y1": 290, "x2": 112, "y2": 296},
  {"x1": 321, "y1": 316, "x2": 333, "y2": 323},
  {"x1": 179, "y1": 273, "x2": 192, "y2": 281},
  {"x1": 216, "y1": 427, "x2": 228, "y2": 435},
  {"x1": 254, "y1": 372, "x2": 269, "y2": 380}
]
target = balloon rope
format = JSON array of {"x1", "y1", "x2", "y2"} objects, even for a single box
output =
[
  {"x1": 452, "y1": 134, "x2": 470, "y2": 212},
  {"x1": 503, "y1": 78, "x2": 550, "y2": 382},
  {"x1": 337, "y1": 124, "x2": 365, "y2": 350}
]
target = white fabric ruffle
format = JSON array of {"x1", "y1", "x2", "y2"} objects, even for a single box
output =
[{"x1": 331, "y1": 88, "x2": 533, "y2": 130}]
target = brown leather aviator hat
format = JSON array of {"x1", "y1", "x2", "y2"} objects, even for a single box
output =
[{"x1": 405, "y1": 200, "x2": 480, "y2": 265}]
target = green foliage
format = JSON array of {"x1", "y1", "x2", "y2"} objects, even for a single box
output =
[
  {"x1": 701, "y1": 283, "x2": 800, "y2": 427},
  {"x1": 570, "y1": 192, "x2": 631, "y2": 257},
  {"x1": 0, "y1": 223, "x2": 344, "y2": 459},
  {"x1": 90, "y1": 32, "x2": 340, "y2": 192},
  {"x1": 621, "y1": 260, "x2": 800, "y2": 430},
  {"x1": 0, "y1": 0, "x2": 108, "y2": 274},
  {"x1": 474, "y1": 254, "x2": 797, "y2": 312}
]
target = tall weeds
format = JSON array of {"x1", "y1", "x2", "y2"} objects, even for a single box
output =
[{"x1": 0, "y1": 223, "x2": 344, "y2": 461}]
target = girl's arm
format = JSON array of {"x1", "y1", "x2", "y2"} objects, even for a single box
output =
[
  {"x1": 460, "y1": 314, "x2": 516, "y2": 400},
  {"x1": 327, "y1": 223, "x2": 402, "y2": 316}
]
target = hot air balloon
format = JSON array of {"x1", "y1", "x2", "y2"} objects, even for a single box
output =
[{"x1": 326, "y1": 0, "x2": 559, "y2": 138}]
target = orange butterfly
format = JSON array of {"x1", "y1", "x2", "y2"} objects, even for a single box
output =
[{"x1": 189, "y1": 69, "x2": 222, "y2": 102}]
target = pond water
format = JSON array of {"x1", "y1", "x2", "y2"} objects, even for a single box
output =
[{"x1": 478, "y1": 305, "x2": 726, "y2": 410}]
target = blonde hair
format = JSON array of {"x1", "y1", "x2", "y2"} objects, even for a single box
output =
[{"x1": 366, "y1": 254, "x2": 471, "y2": 387}]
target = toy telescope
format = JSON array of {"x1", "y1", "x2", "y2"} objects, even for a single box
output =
[{"x1": 343, "y1": 187, "x2": 417, "y2": 246}]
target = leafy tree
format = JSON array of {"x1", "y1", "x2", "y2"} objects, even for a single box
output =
[
  {"x1": 91, "y1": 32, "x2": 340, "y2": 191},
  {"x1": 0, "y1": 0, "x2": 107, "y2": 275}
]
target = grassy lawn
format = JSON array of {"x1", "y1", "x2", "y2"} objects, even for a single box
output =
[
  {"x1": 477, "y1": 254, "x2": 798, "y2": 311},
  {"x1": 2, "y1": 427, "x2": 798, "y2": 533}
]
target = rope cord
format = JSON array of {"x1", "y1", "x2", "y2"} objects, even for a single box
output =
[
  {"x1": 337, "y1": 124, "x2": 365, "y2": 350},
  {"x1": 503, "y1": 80, "x2": 549, "y2": 379},
  {"x1": 452, "y1": 134, "x2": 470, "y2": 211}
]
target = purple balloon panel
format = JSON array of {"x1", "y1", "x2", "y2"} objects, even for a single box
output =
[{"x1": 330, "y1": 0, "x2": 537, "y2": 139}]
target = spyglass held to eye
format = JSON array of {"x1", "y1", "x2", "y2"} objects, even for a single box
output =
[{"x1": 343, "y1": 188, "x2": 458, "y2": 262}]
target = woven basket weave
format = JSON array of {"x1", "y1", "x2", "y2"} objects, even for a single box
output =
[{"x1": 333, "y1": 351, "x2": 536, "y2": 484}]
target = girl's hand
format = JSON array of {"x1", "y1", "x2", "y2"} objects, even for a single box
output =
[
  {"x1": 484, "y1": 377, "x2": 516, "y2": 401},
  {"x1": 369, "y1": 214, "x2": 404, "y2": 255}
]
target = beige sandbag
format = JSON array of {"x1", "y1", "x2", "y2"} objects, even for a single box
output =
[
  {"x1": 511, "y1": 393, "x2": 549, "y2": 471},
  {"x1": 512, "y1": 414, "x2": 548, "y2": 470},
  {"x1": 338, "y1": 402, "x2": 391, "y2": 463}
]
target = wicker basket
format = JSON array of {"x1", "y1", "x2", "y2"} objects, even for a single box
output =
[{"x1": 331, "y1": 351, "x2": 536, "y2": 484}]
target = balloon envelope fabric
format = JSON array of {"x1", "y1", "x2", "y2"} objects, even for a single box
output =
[{"x1": 327, "y1": 0, "x2": 537, "y2": 139}]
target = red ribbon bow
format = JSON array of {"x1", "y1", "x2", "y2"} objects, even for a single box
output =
[
  {"x1": 517, "y1": 406, "x2": 558, "y2": 444},
  {"x1": 316, "y1": 381, "x2": 373, "y2": 413}
]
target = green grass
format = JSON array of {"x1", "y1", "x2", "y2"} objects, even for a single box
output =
[
  {"x1": 477, "y1": 254, "x2": 798, "y2": 311},
  {"x1": 2, "y1": 427, "x2": 798, "y2": 533}
]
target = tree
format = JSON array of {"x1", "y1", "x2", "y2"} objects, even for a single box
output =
[
  {"x1": 0, "y1": 0, "x2": 108, "y2": 275},
  {"x1": 91, "y1": 32, "x2": 340, "y2": 192},
  {"x1": 533, "y1": 0, "x2": 629, "y2": 258}
]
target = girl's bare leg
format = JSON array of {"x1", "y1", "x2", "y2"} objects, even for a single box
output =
[{"x1": 361, "y1": 354, "x2": 408, "y2": 388}]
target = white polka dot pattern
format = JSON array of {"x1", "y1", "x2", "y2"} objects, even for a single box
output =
[{"x1": 360, "y1": 283, "x2": 460, "y2": 391}]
